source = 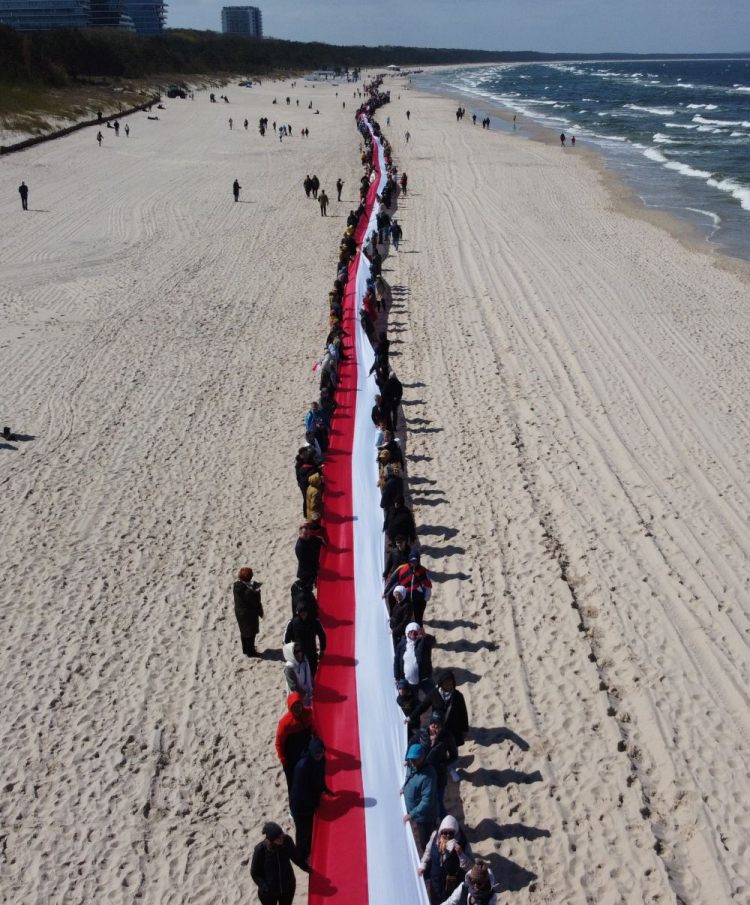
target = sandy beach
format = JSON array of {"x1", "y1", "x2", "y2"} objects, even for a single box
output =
[{"x1": 2, "y1": 73, "x2": 750, "y2": 904}]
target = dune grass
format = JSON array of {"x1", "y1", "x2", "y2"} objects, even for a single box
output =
[{"x1": 0, "y1": 82, "x2": 151, "y2": 139}]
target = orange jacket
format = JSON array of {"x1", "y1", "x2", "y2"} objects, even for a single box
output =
[{"x1": 275, "y1": 692, "x2": 315, "y2": 765}]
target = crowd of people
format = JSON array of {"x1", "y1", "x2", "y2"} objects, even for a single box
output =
[{"x1": 233, "y1": 78, "x2": 498, "y2": 905}]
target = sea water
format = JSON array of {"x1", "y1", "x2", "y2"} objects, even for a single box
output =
[{"x1": 418, "y1": 60, "x2": 750, "y2": 262}]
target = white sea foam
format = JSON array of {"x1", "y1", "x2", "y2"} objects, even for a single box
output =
[
  {"x1": 687, "y1": 104, "x2": 719, "y2": 110},
  {"x1": 694, "y1": 115, "x2": 750, "y2": 127},
  {"x1": 664, "y1": 160, "x2": 713, "y2": 179},
  {"x1": 707, "y1": 176, "x2": 750, "y2": 211},
  {"x1": 643, "y1": 148, "x2": 668, "y2": 163},
  {"x1": 685, "y1": 207, "x2": 722, "y2": 233},
  {"x1": 653, "y1": 134, "x2": 679, "y2": 144},
  {"x1": 665, "y1": 123, "x2": 700, "y2": 130},
  {"x1": 624, "y1": 104, "x2": 676, "y2": 115}
]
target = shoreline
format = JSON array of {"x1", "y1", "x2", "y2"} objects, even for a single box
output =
[{"x1": 409, "y1": 71, "x2": 750, "y2": 280}]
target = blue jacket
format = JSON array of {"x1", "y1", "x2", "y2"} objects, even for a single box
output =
[
  {"x1": 290, "y1": 752, "x2": 328, "y2": 816},
  {"x1": 402, "y1": 763, "x2": 438, "y2": 825},
  {"x1": 305, "y1": 408, "x2": 330, "y2": 434}
]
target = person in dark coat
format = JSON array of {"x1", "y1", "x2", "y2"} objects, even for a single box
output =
[
  {"x1": 380, "y1": 468, "x2": 404, "y2": 529},
  {"x1": 290, "y1": 578, "x2": 318, "y2": 619},
  {"x1": 233, "y1": 179, "x2": 242, "y2": 201},
  {"x1": 378, "y1": 430, "x2": 403, "y2": 467},
  {"x1": 389, "y1": 585, "x2": 414, "y2": 648},
  {"x1": 284, "y1": 600, "x2": 327, "y2": 675},
  {"x1": 233, "y1": 567, "x2": 264, "y2": 657},
  {"x1": 383, "y1": 533, "x2": 412, "y2": 581},
  {"x1": 250, "y1": 821, "x2": 311, "y2": 905},
  {"x1": 409, "y1": 669, "x2": 470, "y2": 756},
  {"x1": 371, "y1": 394, "x2": 385, "y2": 428},
  {"x1": 381, "y1": 372, "x2": 403, "y2": 431},
  {"x1": 418, "y1": 815, "x2": 473, "y2": 904},
  {"x1": 386, "y1": 497, "x2": 417, "y2": 547},
  {"x1": 18, "y1": 182, "x2": 29, "y2": 211},
  {"x1": 290, "y1": 737, "x2": 334, "y2": 861},
  {"x1": 295, "y1": 525, "x2": 319, "y2": 585},
  {"x1": 395, "y1": 678, "x2": 419, "y2": 720},
  {"x1": 409, "y1": 711, "x2": 458, "y2": 818},
  {"x1": 369, "y1": 333, "x2": 391, "y2": 375}
]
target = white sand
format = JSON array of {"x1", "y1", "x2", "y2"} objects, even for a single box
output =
[{"x1": 2, "y1": 75, "x2": 750, "y2": 904}]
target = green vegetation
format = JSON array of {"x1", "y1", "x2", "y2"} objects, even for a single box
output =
[
  {"x1": 0, "y1": 82, "x2": 147, "y2": 136},
  {"x1": 6, "y1": 26, "x2": 747, "y2": 89}
]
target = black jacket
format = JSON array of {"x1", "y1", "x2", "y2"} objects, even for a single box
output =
[
  {"x1": 380, "y1": 474, "x2": 404, "y2": 512},
  {"x1": 284, "y1": 614, "x2": 327, "y2": 661},
  {"x1": 409, "y1": 726, "x2": 458, "y2": 789},
  {"x1": 382, "y1": 375, "x2": 403, "y2": 406},
  {"x1": 250, "y1": 836, "x2": 310, "y2": 897},
  {"x1": 389, "y1": 597, "x2": 414, "y2": 640},
  {"x1": 233, "y1": 581, "x2": 263, "y2": 636},
  {"x1": 295, "y1": 537, "x2": 319, "y2": 581},
  {"x1": 410, "y1": 686, "x2": 470, "y2": 747},
  {"x1": 290, "y1": 751, "x2": 330, "y2": 816},
  {"x1": 383, "y1": 542, "x2": 412, "y2": 580},
  {"x1": 290, "y1": 581, "x2": 319, "y2": 619},
  {"x1": 386, "y1": 506, "x2": 416, "y2": 544}
]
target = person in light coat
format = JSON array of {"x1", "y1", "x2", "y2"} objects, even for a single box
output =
[{"x1": 283, "y1": 641, "x2": 314, "y2": 705}]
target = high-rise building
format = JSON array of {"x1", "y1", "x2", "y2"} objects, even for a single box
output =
[
  {"x1": 124, "y1": 0, "x2": 165, "y2": 34},
  {"x1": 90, "y1": 0, "x2": 134, "y2": 29},
  {"x1": 221, "y1": 5, "x2": 262, "y2": 37},
  {"x1": 0, "y1": 0, "x2": 91, "y2": 31}
]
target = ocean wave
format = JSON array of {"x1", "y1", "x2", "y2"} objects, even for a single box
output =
[
  {"x1": 694, "y1": 115, "x2": 750, "y2": 127},
  {"x1": 653, "y1": 133, "x2": 680, "y2": 144},
  {"x1": 687, "y1": 103, "x2": 719, "y2": 110},
  {"x1": 707, "y1": 176, "x2": 750, "y2": 211},
  {"x1": 624, "y1": 104, "x2": 676, "y2": 115},
  {"x1": 643, "y1": 148, "x2": 667, "y2": 163},
  {"x1": 664, "y1": 160, "x2": 713, "y2": 179},
  {"x1": 664, "y1": 122, "x2": 700, "y2": 130},
  {"x1": 685, "y1": 207, "x2": 722, "y2": 231}
]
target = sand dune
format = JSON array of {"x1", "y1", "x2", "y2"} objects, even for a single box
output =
[{"x1": 2, "y1": 75, "x2": 750, "y2": 904}]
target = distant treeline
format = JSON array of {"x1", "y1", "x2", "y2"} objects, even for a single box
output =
[{"x1": 1, "y1": 25, "x2": 748, "y2": 86}]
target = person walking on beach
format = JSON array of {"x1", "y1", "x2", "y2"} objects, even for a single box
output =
[
  {"x1": 560, "y1": 132, "x2": 566, "y2": 146},
  {"x1": 124, "y1": 123, "x2": 130, "y2": 137},
  {"x1": 571, "y1": 135, "x2": 576, "y2": 147},
  {"x1": 399, "y1": 172, "x2": 408, "y2": 196},
  {"x1": 244, "y1": 118, "x2": 249, "y2": 130},
  {"x1": 318, "y1": 190, "x2": 329, "y2": 216},
  {"x1": 401, "y1": 743, "x2": 438, "y2": 853},
  {"x1": 336, "y1": 178, "x2": 344, "y2": 201},
  {"x1": 233, "y1": 179, "x2": 242, "y2": 202},
  {"x1": 390, "y1": 218, "x2": 402, "y2": 250},
  {"x1": 96, "y1": 131, "x2": 103, "y2": 147},
  {"x1": 229, "y1": 117, "x2": 233, "y2": 130},
  {"x1": 405, "y1": 130, "x2": 411, "y2": 144},
  {"x1": 250, "y1": 821, "x2": 312, "y2": 903},
  {"x1": 18, "y1": 182, "x2": 28, "y2": 211},
  {"x1": 290, "y1": 737, "x2": 334, "y2": 862},
  {"x1": 406, "y1": 110, "x2": 411, "y2": 120},
  {"x1": 311, "y1": 175, "x2": 320, "y2": 199}
]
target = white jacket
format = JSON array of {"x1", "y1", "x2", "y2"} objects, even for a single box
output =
[{"x1": 283, "y1": 641, "x2": 314, "y2": 705}]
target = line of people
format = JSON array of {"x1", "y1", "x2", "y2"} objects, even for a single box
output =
[{"x1": 236, "y1": 77, "x2": 497, "y2": 905}]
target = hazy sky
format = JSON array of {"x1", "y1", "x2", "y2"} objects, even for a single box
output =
[{"x1": 169, "y1": 0, "x2": 750, "y2": 54}]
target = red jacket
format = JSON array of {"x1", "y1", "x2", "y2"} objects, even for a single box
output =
[
  {"x1": 385, "y1": 562, "x2": 432, "y2": 600},
  {"x1": 275, "y1": 692, "x2": 315, "y2": 765}
]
